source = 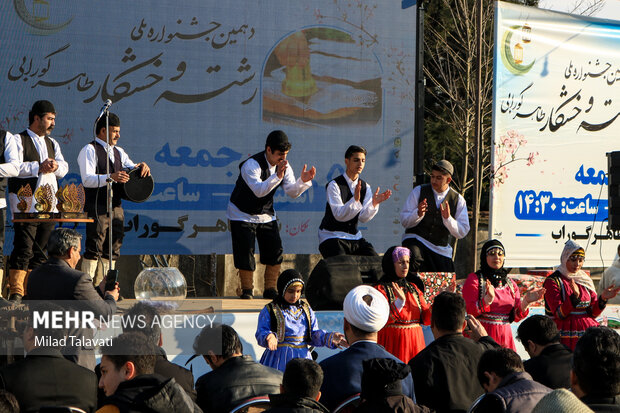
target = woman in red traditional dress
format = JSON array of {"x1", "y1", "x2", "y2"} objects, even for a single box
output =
[
  {"x1": 463, "y1": 239, "x2": 544, "y2": 350},
  {"x1": 544, "y1": 240, "x2": 620, "y2": 350},
  {"x1": 375, "y1": 246, "x2": 431, "y2": 363}
]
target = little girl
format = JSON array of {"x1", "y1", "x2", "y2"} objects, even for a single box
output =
[{"x1": 255, "y1": 269, "x2": 347, "y2": 372}]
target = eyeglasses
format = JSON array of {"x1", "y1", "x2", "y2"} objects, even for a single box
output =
[
  {"x1": 568, "y1": 256, "x2": 585, "y2": 263},
  {"x1": 486, "y1": 249, "x2": 505, "y2": 257}
]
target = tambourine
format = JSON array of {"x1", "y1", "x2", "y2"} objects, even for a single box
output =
[{"x1": 120, "y1": 168, "x2": 154, "y2": 203}]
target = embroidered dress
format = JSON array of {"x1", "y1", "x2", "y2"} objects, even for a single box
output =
[
  {"x1": 256, "y1": 301, "x2": 337, "y2": 372},
  {"x1": 544, "y1": 241, "x2": 605, "y2": 350},
  {"x1": 463, "y1": 272, "x2": 527, "y2": 350},
  {"x1": 544, "y1": 271, "x2": 603, "y2": 350},
  {"x1": 375, "y1": 283, "x2": 431, "y2": 362}
]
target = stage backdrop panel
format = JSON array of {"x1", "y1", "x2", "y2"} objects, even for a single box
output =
[
  {"x1": 0, "y1": 1, "x2": 417, "y2": 255},
  {"x1": 491, "y1": 2, "x2": 620, "y2": 268}
]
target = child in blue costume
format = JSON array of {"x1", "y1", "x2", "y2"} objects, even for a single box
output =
[{"x1": 256, "y1": 269, "x2": 347, "y2": 372}]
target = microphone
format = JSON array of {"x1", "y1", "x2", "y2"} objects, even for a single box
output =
[{"x1": 96, "y1": 99, "x2": 112, "y2": 120}]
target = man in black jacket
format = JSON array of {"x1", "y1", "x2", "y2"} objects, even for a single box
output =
[
  {"x1": 571, "y1": 326, "x2": 620, "y2": 412},
  {"x1": 98, "y1": 332, "x2": 198, "y2": 412},
  {"x1": 470, "y1": 348, "x2": 550, "y2": 413},
  {"x1": 121, "y1": 302, "x2": 196, "y2": 400},
  {"x1": 517, "y1": 315, "x2": 572, "y2": 389},
  {"x1": 0, "y1": 303, "x2": 98, "y2": 413},
  {"x1": 194, "y1": 324, "x2": 282, "y2": 412},
  {"x1": 26, "y1": 227, "x2": 118, "y2": 370},
  {"x1": 410, "y1": 292, "x2": 500, "y2": 413}
]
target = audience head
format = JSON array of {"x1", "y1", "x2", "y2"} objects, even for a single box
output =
[
  {"x1": 95, "y1": 112, "x2": 120, "y2": 136},
  {"x1": 276, "y1": 269, "x2": 305, "y2": 306},
  {"x1": 477, "y1": 348, "x2": 524, "y2": 393},
  {"x1": 343, "y1": 285, "x2": 389, "y2": 342},
  {"x1": 431, "y1": 291, "x2": 466, "y2": 334},
  {"x1": 281, "y1": 358, "x2": 323, "y2": 400},
  {"x1": 99, "y1": 332, "x2": 157, "y2": 396},
  {"x1": 0, "y1": 390, "x2": 19, "y2": 413},
  {"x1": 23, "y1": 302, "x2": 68, "y2": 353},
  {"x1": 47, "y1": 228, "x2": 82, "y2": 267},
  {"x1": 532, "y1": 388, "x2": 594, "y2": 413},
  {"x1": 571, "y1": 326, "x2": 620, "y2": 398},
  {"x1": 193, "y1": 323, "x2": 242, "y2": 369},
  {"x1": 360, "y1": 358, "x2": 410, "y2": 401},
  {"x1": 122, "y1": 301, "x2": 165, "y2": 347},
  {"x1": 517, "y1": 315, "x2": 560, "y2": 357}
]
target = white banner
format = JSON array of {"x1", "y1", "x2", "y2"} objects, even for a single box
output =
[{"x1": 491, "y1": 2, "x2": 620, "y2": 268}]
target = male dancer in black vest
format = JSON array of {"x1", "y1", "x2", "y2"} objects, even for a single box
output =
[
  {"x1": 318, "y1": 145, "x2": 392, "y2": 258},
  {"x1": 400, "y1": 160, "x2": 469, "y2": 272},
  {"x1": 7, "y1": 100, "x2": 69, "y2": 302},
  {"x1": 0, "y1": 130, "x2": 20, "y2": 299},
  {"x1": 77, "y1": 113, "x2": 150, "y2": 284},
  {"x1": 227, "y1": 130, "x2": 315, "y2": 299}
]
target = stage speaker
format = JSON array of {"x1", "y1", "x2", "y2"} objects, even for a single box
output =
[
  {"x1": 305, "y1": 255, "x2": 383, "y2": 311},
  {"x1": 608, "y1": 151, "x2": 620, "y2": 230}
]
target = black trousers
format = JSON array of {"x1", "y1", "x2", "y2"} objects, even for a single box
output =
[
  {"x1": 229, "y1": 220, "x2": 283, "y2": 271},
  {"x1": 83, "y1": 206, "x2": 124, "y2": 261},
  {"x1": 9, "y1": 221, "x2": 55, "y2": 270},
  {"x1": 319, "y1": 237, "x2": 377, "y2": 259},
  {"x1": 402, "y1": 237, "x2": 455, "y2": 273}
]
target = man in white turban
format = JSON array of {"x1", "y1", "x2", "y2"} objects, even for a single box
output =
[{"x1": 318, "y1": 285, "x2": 416, "y2": 411}]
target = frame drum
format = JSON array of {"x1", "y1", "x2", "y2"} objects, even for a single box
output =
[{"x1": 120, "y1": 168, "x2": 154, "y2": 203}]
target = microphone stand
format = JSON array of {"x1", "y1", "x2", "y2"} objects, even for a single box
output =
[{"x1": 103, "y1": 110, "x2": 118, "y2": 283}]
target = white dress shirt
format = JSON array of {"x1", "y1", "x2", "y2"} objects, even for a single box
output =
[
  {"x1": 400, "y1": 185, "x2": 470, "y2": 258},
  {"x1": 0, "y1": 132, "x2": 21, "y2": 209},
  {"x1": 9, "y1": 129, "x2": 68, "y2": 213},
  {"x1": 318, "y1": 173, "x2": 378, "y2": 244},
  {"x1": 226, "y1": 154, "x2": 312, "y2": 223},
  {"x1": 77, "y1": 137, "x2": 136, "y2": 188}
]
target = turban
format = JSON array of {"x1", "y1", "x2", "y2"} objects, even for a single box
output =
[{"x1": 343, "y1": 285, "x2": 389, "y2": 333}]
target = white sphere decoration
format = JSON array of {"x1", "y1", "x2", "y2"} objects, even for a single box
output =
[{"x1": 134, "y1": 267, "x2": 187, "y2": 301}]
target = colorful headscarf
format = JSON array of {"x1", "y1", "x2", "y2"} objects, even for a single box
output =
[{"x1": 557, "y1": 240, "x2": 595, "y2": 293}]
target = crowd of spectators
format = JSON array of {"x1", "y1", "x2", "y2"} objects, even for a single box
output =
[{"x1": 0, "y1": 289, "x2": 618, "y2": 413}]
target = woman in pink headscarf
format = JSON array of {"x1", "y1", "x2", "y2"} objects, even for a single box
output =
[
  {"x1": 544, "y1": 240, "x2": 620, "y2": 350},
  {"x1": 375, "y1": 246, "x2": 431, "y2": 362}
]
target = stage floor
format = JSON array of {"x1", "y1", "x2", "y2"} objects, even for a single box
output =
[{"x1": 116, "y1": 297, "x2": 275, "y2": 313}]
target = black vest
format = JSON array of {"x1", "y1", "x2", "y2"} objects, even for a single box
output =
[
  {"x1": 0, "y1": 130, "x2": 8, "y2": 198},
  {"x1": 406, "y1": 184, "x2": 460, "y2": 247},
  {"x1": 319, "y1": 174, "x2": 367, "y2": 234},
  {"x1": 84, "y1": 141, "x2": 123, "y2": 214},
  {"x1": 229, "y1": 151, "x2": 281, "y2": 216},
  {"x1": 8, "y1": 131, "x2": 55, "y2": 195}
]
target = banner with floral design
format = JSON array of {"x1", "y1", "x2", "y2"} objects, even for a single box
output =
[{"x1": 491, "y1": 2, "x2": 620, "y2": 268}]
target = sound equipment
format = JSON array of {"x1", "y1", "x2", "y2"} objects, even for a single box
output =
[
  {"x1": 305, "y1": 255, "x2": 382, "y2": 311},
  {"x1": 120, "y1": 168, "x2": 154, "y2": 203},
  {"x1": 608, "y1": 152, "x2": 620, "y2": 230}
]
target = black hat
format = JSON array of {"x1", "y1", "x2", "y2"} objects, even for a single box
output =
[
  {"x1": 31, "y1": 100, "x2": 56, "y2": 115},
  {"x1": 266, "y1": 130, "x2": 290, "y2": 149}
]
